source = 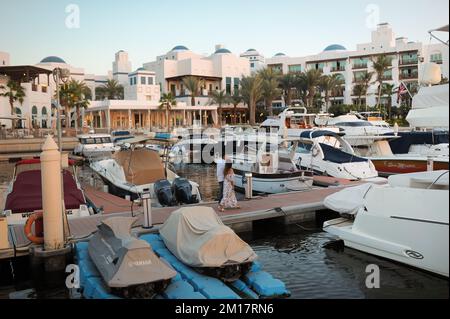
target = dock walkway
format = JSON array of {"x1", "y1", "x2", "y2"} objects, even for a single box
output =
[{"x1": 2, "y1": 176, "x2": 370, "y2": 260}]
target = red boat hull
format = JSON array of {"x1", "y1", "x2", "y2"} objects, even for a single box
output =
[{"x1": 371, "y1": 158, "x2": 449, "y2": 176}]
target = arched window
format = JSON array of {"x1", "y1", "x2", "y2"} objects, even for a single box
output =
[
  {"x1": 31, "y1": 105, "x2": 38, "y2": 128},
  {"x1": 15, "y1": 107, "x2": 22, "y2": 129},
  {"x1": 42, "y1": 107, "x2": 48, "y2": 128}
]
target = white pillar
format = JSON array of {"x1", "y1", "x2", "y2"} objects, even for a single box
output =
[{"x1": 40, "y1": 135, "x2": 64, "y2": 251}]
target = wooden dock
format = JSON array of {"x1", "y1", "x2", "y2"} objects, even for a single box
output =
[{"x1": 2, "y1": 176, "x2": 374, "y2": 260}]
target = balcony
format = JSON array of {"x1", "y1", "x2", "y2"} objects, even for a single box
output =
[
  {"x1": 399, "y1": 58, "x2": 418, "y2": 66},
  {"x1": 431, "y1": 59, "x2": 443, "y2": 64},
  {"x1": 331, "y1": 66, "x2": 345, "y2": 72},
  {"x1": 352, "y1": 63, "x2": 367, "y2": 70},
  {"x1": 399, "y1": 72, "x2": 418, "y2": 80}
]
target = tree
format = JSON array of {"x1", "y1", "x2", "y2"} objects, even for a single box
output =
[
  {"x1": 159, "y1": 93, "x2": 177, "y2": 130},
  {"x1": 57, "y1": 79, "x2": 90, "y2": 128},
  {"x1": 208, "y1": 90, "x2": 231, "y2": 126},
  {"x1": 300, "y1": 69, "x2": 322, "y2": 108},
  {"x1": 319, "y1": 74, "x2": 344, "y2": 112},
  {"x1": 97, "y1": 79, "x2": 124, "y2": 100},
  {"x1": 182, "y1": 76, "x2": 203, "y2": 107},
  {"x1": 353, "y1": 84, "x2": 366, "y2": 108},
  {"x1": 240, "y1": 75, "x2": 263, "y2": 126},
  {"x1": 381, "y1": 83, "x2": 395, "y2": 120},
  {"x1": 358, "y1": 71, "x2": 374, "y2": 110},
  {"x1": 258, "y1": 68, "x2": 281, "y2": 116},
  {"x1": 278, "y1": 73, "x2": 296, "y2": 107},
  {"x1": 372, "y1": 55, "x2": 392, "y2": 111},
  {"x1": 0, "y1": 80, "x2": 25, "y2": 128},
  {"x1": 230, "y1": 90, "x2": 243, "y2": 124}
]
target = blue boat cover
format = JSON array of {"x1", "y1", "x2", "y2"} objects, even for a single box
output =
[
  {"x1": 320, "y1": 143, "x2": 367, "y2": 164},
  {"x1": 387, "y1": 131, "x2": 449, "y2": 154}
]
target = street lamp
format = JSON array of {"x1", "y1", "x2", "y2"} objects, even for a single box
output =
[{"x1": 52, "y1": 68, "x2": 70, "y2": 152}]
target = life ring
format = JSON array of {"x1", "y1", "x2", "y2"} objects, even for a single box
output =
[{"x1": 24, "y1": 212, "x2": 44, "y2": 244}]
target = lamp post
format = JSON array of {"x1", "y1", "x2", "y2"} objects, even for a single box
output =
[{"x1": 52, "y1": 68, "x2": 70, "y2": 152}]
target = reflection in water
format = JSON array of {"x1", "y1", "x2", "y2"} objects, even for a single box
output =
[{"x1": 0, "y1": 161, "x2": 448, "y2": 299}]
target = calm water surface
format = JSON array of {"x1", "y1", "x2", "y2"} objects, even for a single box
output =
[{"x1": 0, "y1": 161, "x2": 448, "y2": 299}]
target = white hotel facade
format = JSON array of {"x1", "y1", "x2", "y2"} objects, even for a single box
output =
[
  {"x1": 263, "y1": 23, "x2": 449, "y2": 109},
  {"x1": 1, "y1": 23, "x2": 448, "y2": 131}
]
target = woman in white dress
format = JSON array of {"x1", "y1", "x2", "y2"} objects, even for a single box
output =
[{"x1": 218, "y1": 163, "x2": 240, "y2": 212}]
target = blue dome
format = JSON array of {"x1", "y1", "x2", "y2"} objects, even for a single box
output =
[
  {"x1": 136, "y1": 67, "x2": 145, "y2": 71},
  {"x1": 171, "y1": 45, "x2": 189, "y2": 51},
  {"x1": 214, "y1": 48, "x2": 232, "y2": 54},
  {"x1": 274, "y1": 52, "x2": 286, "y2": 57},
  {"x1": 323, "y1": 44, "x2": 347, "y2": 51},
  {"x1": 40, "y1": 56, "x2": 66, "y2": 64},
  {"x1": 246, "y1": 48, "x2": 257, "y2": 52}
]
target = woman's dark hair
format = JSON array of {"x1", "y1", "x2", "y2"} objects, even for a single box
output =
[{"x1": 223, "y1": 162, "x2": 233, "y2": 176}]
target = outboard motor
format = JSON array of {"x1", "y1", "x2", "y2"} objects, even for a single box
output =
[
  {"x1": 172, "y1": 178, "x2": 198, "y2": 204},
  {"x1": 88, "y1": 217, "x2": 176, "y2": 298},
  {"x1": 154, "y1": 179, "x2": 176, "y2": 206}
]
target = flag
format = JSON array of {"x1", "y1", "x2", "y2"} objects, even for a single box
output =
[{"x1": 397, "y1": 82, "x2": 408, "y2": 104}]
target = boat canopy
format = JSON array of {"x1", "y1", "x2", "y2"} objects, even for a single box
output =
[
  {"x1": 320, "y1": 143, "x2": 368, "y2": 163},
  {"x1": 114, "y1": 148, "x2": 166, "y2": 185},
  {"x1": 387, "y1": 131, "x2": 449, "y2": 154},
  {"x1": 324, "y1": 183, "x2": 376, "y2": 215},
  {"x1": 159, "y1": 206, "x2": 257, "y2": 267},
  {"x1": 299, "y1": 130, "x2": 342, "y2": 139},
  {"x1": 4, "y1": 170, "x2": 85, "y2": 214}
]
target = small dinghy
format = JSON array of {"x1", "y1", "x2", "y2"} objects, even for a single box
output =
[
  {"x1": 88, "y1": 217, "x2": 177, "y2": 298},
  {"x1": 159, "y1": 206, "x2": 257, "y2": 282}
]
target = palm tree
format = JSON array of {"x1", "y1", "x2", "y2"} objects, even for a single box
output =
[
  {"x1": 230, "y1": 90, "x2": 243, "y2": 124},
  {"x1": 278, "y1": 73, "x2": 296, "y2": 107},
  {"x1": 208, "y1": 90, "x2": 231, "y2": 126},
  {"x1": 294, "y1": 74, "x2": 308, "y2": 105},
  {"x1": 0, "y1": 80, "x2": 25, "y2": 128},
  {"x1": 159, "y1": 93, "x2": 177, "y2": 130},
  {"x1": 381, "y1": 83, "x2": 396, "y2": 120},
  {"x1": 372, "y1": 55, "x2": 392, "y2": 111},
  {"x1": 240, "y1": 75, "x2": 263, "y2": 126},
  {"x1": 258, "y1": 68, "x2": 280, "y2": 116},
  {"x1": 182, "y1": 76, "x2": 203, "y2": 106},
  {"x1": 319, "y1": 74, "x2": 344, "y2": 112},
  {"x1": 58, "y1": 80, "x2": 90, "y2": 128},
  {"x1": 301, "y1": 69, "x2": 322, "y2": 108},
  {"x1": 98, "y1": 79, "x2": 124, "y2": 100},
  {"x1": 358, "y1": 71, "x2": 374, "y2": 110},
  {"x1": 353, "y1": 84, "x2": 366, "y2": 108}
]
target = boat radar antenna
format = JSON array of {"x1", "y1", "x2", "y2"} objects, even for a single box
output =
[{"x1": 428, "y1": 25, "x2": 449, "y2": 46}]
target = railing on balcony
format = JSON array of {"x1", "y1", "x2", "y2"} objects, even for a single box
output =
[
  {"x1": 353, "y1": 63, "x2": 368, "y2": 69},
  {"x1": 399, "y1": 58, "x2": 418, "y2": 66},
  {"x1": 431, "y1": 59, "x2": 443, "y2": 64},
  {"x1": 400, "y1": 73, "x2": 418, "y2": 80},
  {"x1": 331, "y1": 66, "x2": 346, "y2": 72}
]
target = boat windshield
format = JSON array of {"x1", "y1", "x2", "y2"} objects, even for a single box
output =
[{"x1": 81, "y1": 137, "x2": 112, "y2": 144}]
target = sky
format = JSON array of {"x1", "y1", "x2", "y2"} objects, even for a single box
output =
[{"x1": 0, "y1": 0, "x2": 448, "y2": 75}]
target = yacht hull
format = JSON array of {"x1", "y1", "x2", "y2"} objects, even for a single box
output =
[
  {"x1": 233, "y1": 169, "x2": 313, "y2": 194},
  {"x1": 370, "y1": 157, "x2": 449, "y2": 176}
]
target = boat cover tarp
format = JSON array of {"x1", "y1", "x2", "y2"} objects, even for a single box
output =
[
  {"x1": 407, "y1": 84, "x2": 449, "y2": 128},
  {"x1": 4, "y1": 170, "x2": 85, "y2": 214},
  {"x1": 114, "y1": 148, "x2": 166, "y2": 185},
  {"x1": 159, "y1": 207, "x2": 257, "y2": 267},
  {"x1": 324, "y1": 183, "x2": 375, "y2": 215},
  {"x1": 320, "y1": 143, "x2": 368, "y2": 164},
  {"x1": 387, "y1": 131, "x2": 449, "y2": 154}
]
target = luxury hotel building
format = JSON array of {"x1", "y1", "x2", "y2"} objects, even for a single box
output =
[
  {"x1": 263, "y1": 23, "x2": 449, "y2": 108},
  {"x1": 0, "y1": 23, "x2": 448, "y2": 131}
]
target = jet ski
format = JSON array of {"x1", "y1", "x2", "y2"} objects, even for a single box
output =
[
  {"x1": 159, "y1": 207, "x2": 257, "y2": 282},
  {"x1": 88, "y1": 217, "x2": 177, "y2": 298}
]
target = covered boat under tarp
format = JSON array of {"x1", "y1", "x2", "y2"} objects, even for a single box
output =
[
  {"x1": 159, "y1": 207, "x2": 257, "y2": 280},
  {"x1": 4, "y1": 169, "x2": 85, "y2": 214},
  {"x1": 114, "y1": 148, "x2": 166, "y2": 185},
  {"x1": 323, "y1": 183, "x2": 377, "y2": 215}
]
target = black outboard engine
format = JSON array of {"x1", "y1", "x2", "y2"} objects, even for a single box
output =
[
  {"x1": 172, "y1": 178, "x2": 199, "y2": 204},
  {"x1": 154, "y1": 179, "x2": 176, "y2": 206}
]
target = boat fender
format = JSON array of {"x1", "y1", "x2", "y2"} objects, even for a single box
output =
[
  {"x1": 24, "y1": 212, "x2": 44, "y2": 244},
  {"x1": 312, "y1": 145, "x2": 320, "y2": 157}
]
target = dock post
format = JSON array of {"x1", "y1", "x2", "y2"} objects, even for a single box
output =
[
  {"x1": 427, "y1": 156, "x2": 434, "y2": 171},
  {"x1": 40, "y1": 135, "x2": 64, "y2": 251},
  {"x1": 142, "y1": 192, "x2": 153, "y2": 229},
  {"x1": 0, "y1": 216, "x2": 9, "y2": 249}
]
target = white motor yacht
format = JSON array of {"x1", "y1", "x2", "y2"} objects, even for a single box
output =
[
  {"x1": 293, "y1": 130, "x2": 380, "y2": 180},
  {"x1": 74, "y1": 134, "x2": 118, "y2": 159},
  {"x1": 90, "y1": 136, "x2": 202, "y2": 206},
  {"x1": 323, "y1": 170, "x2": 449, "y2": 277}
]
